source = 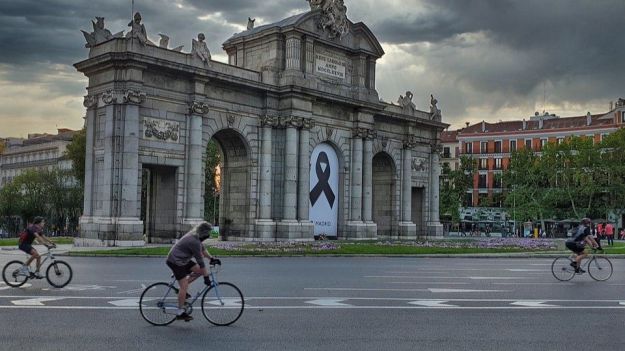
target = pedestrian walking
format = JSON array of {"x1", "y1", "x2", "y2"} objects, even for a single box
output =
[{"x1": 619, "y1": 228, "x2": 625, "y2": 240}]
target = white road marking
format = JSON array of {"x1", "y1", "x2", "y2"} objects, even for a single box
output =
[
  {"x1": 364, "y1": 276, "x2": 465, "y2": 279},
  {"x1": 510, "y1": 300, "x2": 557, "y2": 307},
  {"x1": 42, "y1": 284, "x2": 116, "y2": 292},
  {"x1": 305, "y1": 299, "x2": 350, "y2": 307},
  {"x1": 507, "y1": 269, "x2": 544, "y2": 272},
  {"x1": 304, "y1": 288, "x2": 429, "y2": 292},
  {"x1": 389, "y1": 282, "x2": 470, "y2": 285},
  {"x1": 409, "y1": 300, "x2": 457, "y2": 307},
  {"x1": 204, "y1": 298, "x2": 243, "y2": 307},
  {"x1": 428, "y1": 288, "x2": 508, "y2": 293},
  {"x1": 0, "y1": 282, "x2": 32, "y2": 290},
  {"x1": 108, "y1": 298, "x2": 141, "y2": 307},
  {"x1": 468, "y1": 276, "x2": 529, "y2": 280},
  {"x1": 11, "y1": 297, "x2": 65, "y2": 306},
  {"x1": 493, "y1": 282, "x2": 574, "y2": 286},
  {"x1": 117, "y1": 284, "x2": 147, "y2": 294}
]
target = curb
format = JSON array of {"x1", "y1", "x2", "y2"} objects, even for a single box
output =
[{"x1": 60, "y1": 252, "x2": 625, "y2": 259}]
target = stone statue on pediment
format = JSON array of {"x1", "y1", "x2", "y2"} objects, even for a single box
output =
[
  {"x1": 126, "y1": 12, "x2": 153, "y2": 46},
  {"x1": 397, "y1": 91, "x2": 416, "y2": 114},
  {"x1": 192, "y1": 33, "x2": 211, "y2": 63},
  {"x1": 430, "y1": 94, "x2": 441, "y2": 121},
  {"x1": 247, "y1": 17, "x2": 255, "y2": 30},
  {"x1": 307, "y1": 0, "x2": 349, "y2": 40},
  {"x1": 81, "y1": 17, "x2": 123, "y2": 48}
]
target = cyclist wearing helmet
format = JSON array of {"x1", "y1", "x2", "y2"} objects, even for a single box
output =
[
  {"x1": 565, "y1": 218, "x2": 600, "y2": 273},
  {"x1": 166, "y1": 222, "x2": 216, "y2": 322}
]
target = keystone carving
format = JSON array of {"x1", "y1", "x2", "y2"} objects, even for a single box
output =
[{"x1": 143, "y1": 117, "x2": 179, "y2": 142}]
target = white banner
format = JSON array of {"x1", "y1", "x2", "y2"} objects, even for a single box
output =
[{"x1": 309, "y1": 143, "x2": 339, "y2": 237}]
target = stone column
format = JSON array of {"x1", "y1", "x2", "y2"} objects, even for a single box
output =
[
  {"x1": 255, "y1": 115, "x2": 277, "y2": 240},
  {"x1": 298, "y1": 119, "x2": 314, "y2": 239},
  {"x1": 345, "y1": 128, "x2": 367, "y2": 239},
  {"x1": 78, "y1": 95, "x2": 98, "y2": 244},
  {"x1": 304, "y1": 37, "x2": 315, "y2": 75},
  {"x1": 277, "y1": 117, "x2": 300, "y2": 239},
  {"x1": 81, "y1": 95, "x2": 98, "y2": 218},
  {"x1": 362, "y1": 129, "x2": 377, "y2": 238},
  {"x1": 184, "y1": 101, "x2": 209, "y2": 226},
  {"x1": 362, "y1": 132, "x2": 374, "y2": 222},
  {"x1": 428, "y1": 143, "x2": 444, "y2": 237},
  {"x1": 350, "y1": 131, "x2": 363, "y2": 221},
  {"x1": 398, "y1": 137, "x2": 417, "y2": 239}
]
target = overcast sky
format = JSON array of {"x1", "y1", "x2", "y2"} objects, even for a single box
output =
[{"x1": 1, "y1": 0, "x2": 623, "y2": 137}]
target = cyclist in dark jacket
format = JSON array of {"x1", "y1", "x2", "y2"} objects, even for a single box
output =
[
  {"x1": 18, "y1": 216, "x2": 56, "y2": 278},
  {"x1": 565, "y1": 218, "x2": 600, "y2": 273}
]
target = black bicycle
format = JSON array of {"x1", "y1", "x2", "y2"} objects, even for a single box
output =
[
  {"x1": 2, "y1": 247, "x2": 73, "y2": 288},
  {"x1": 551, "y1": 248, "x2": 613, "y2": 281},
  {"x1": 139, "y1": 259, "x2": 244, "y2": 326}
]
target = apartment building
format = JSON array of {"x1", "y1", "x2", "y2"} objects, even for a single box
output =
[
  {"x1": 448, "y1": 99, "x2": 625, "y2": 207},
  {"x1": 0, "y1": 129, "x2": 77, "y2": 188}
]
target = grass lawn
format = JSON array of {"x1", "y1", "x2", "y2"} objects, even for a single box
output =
[{"x1": 0, "y1": 237, "x2": 75, "y2": 246}]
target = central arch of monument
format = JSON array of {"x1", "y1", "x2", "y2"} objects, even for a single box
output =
[{"x1": 75, "y1": 2, "x2": 446, "y2": 246}]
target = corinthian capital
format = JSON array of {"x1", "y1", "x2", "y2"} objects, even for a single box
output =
[
  {"x1": 301, "y1": 118, "x2": 315, "y2": 130},
  {"x1": 403, "y1": 136, "x2": 417, "y2": 149},
  {"x1": 83, "y1": 95, "x2": 98, "y2": 109},
  {"x1": 123, "y1": 89, "x2": 146, "y2": 105},
  {"x1": 189, "y1": 101, "x2": 209, "y2": 115},
  {"x1": 260, "y1": 115, "x2": 278, "y2": 127},
  {"x1": 101, "y1": 90, "x2": 117, "y2": 105}
]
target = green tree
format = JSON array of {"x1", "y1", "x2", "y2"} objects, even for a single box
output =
[
  {"x1": 440, "y1": 156, "x2": 474, "y2": 226},
  {"x1": 64, "y1": 127, "x2": 86, "y2": 186},
  {"x1": 204, "y1": 140, "x2": 222, "y2": 225},
  {"x1": 0, "y1": 169, "x2": 83, "y2": 234}
]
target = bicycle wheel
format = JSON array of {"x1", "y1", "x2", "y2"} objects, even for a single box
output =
[
  {"x1": 551, "y1": 257, "x2": 576, "y2": 281},
  {"x1": 139, "y1": 282, "x2": 178, "y2": 326},
  {"x1": 201, "y1": 282, "x2": 244, "y2": 326},
  {"x1": 46, "y1": 260, "x2": 73, "y2": 288},
  {"x1": 587, "y1": 256, "x2": 613, "y2": 281},
  {"x1": 2, "y1": 260, "x2": 29, "y2": 287}
]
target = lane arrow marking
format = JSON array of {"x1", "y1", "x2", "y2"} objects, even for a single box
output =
[
  {"x1": 11, "y1": 297, "x2": 64, "y2": 306},
  {"x1": 408, "y1": 300, "x2": 457, "y2": 307},
  {"x1": 305, "y1": 299, "x2": 350, "y2": 307},
  {"x1": 511, "y1": 300, "x2": 557, "y2": 307},
  {"x1": 108, "y1": 298, "x2": 141, "y2": 307},
  {"x1": 428, "y1": 288, "x2": 508, "y2": 293}
]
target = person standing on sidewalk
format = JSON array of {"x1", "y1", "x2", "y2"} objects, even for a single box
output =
[{"x1": 605, "y1": 222, "x2": 614, "y2": 246}]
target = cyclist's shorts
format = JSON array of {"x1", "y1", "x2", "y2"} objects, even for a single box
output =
[
  {"x1": 166, "y1": 260, "x2": 196, "y2": 280},
  {"x1": 565, "y1": 241, "x2": 585, "y2": 254},
  {"x1": 18, "y1": 243, "x2": 33, "y2": 255}
]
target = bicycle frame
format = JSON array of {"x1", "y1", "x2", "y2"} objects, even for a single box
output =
[
  {"x1": 157, "y1": 265, "x2": 224, "y2": 313},
  {"x1": 19, "y1": 249, "x2": 55, "y2": 275}
]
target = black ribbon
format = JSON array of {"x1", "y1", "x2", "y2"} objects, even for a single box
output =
[{"x1": 310, "y1": 152, "x2": 335, "y2": 208}]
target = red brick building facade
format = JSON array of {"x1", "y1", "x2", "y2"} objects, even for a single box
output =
[{"x1": 441, "y1": 100, "x2": 625, "y2": 207}]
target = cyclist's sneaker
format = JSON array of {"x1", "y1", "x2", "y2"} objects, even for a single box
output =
[
  {"x1": 19, "y1": 266, "x2": 29, "y2": 275},
  {"x1": 575, "y1": 268, "x2": 586, "y2": 274},
  {"x1": 569, "y1": 262, "x2": 577, "y2": 268},
  {"x1": 176, "y1": 312, "x2": 193, "y2": 322}
]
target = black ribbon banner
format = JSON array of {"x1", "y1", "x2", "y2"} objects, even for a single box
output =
[{"x1": 309, "y1": 151, "x2": 336, "y2": 208}]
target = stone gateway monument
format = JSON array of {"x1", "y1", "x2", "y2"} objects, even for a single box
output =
[{"x1": 75, "y1": 1, "x2": 447, "y2": 246}]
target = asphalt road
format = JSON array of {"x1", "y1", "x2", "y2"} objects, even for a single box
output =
[{"x1": 1, "y1": 249, "x2": 624, "y2": 351}]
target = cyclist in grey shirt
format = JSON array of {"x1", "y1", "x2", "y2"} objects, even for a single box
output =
[{"x1": 166, "y1": 222, "x2": 216, "y2": 321}]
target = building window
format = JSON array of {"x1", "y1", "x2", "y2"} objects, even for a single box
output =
[
  {"x1": 478, "y1": 174, "x2": 487, "y2": 188},
  {"x1": 465, "y1": 143, "x2": 473, "y2": 154},
  {"x1": 540, "y1": 138, "x2": 547, "y2": 149},
  {"x1": 525, "y1": 139, "x2": 532, "y2": 150},
  {"x1": 481, "y1": 141, "x2": 488, "y2": 154},
  {"x1": 510, "y1": 140, "x2": 516, "y2": 151},
  {"x1": 622, "y1": 111, "x2": 625, "y2": 123},
  {"x1": 479, "y1": 158, "x2": 488, "y2": 170},
  {"x1": 557, "y1": 137, "x2": 564, "y2": 145},
  {"x1": 493, "y1": 174, "x2": 502, "y2": 188},
  {"x1": 443, "y1": 147, "x2": 451, "y2": 158},
  {"x1": 494, "y1": 158, "x2": 502, "y2": 170},
  {"x1": 464, "y1": 192, "x2": 473, "y2": 207},
  {"x1": 494, "y1": 140, "x2": 502, "y2": 153}
]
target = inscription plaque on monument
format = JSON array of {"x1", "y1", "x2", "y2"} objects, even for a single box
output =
[{"x1": 315, "y1": 53, "x2": 345, "y2": 79}]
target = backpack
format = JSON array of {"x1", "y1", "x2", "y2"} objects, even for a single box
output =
[{"x1": 18, "y1": 229, "x2": 29, "y2": 244}]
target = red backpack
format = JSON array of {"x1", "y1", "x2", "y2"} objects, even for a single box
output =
[{"x1": 18, "y1": 229, "x2": 29, "y2": 244}]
